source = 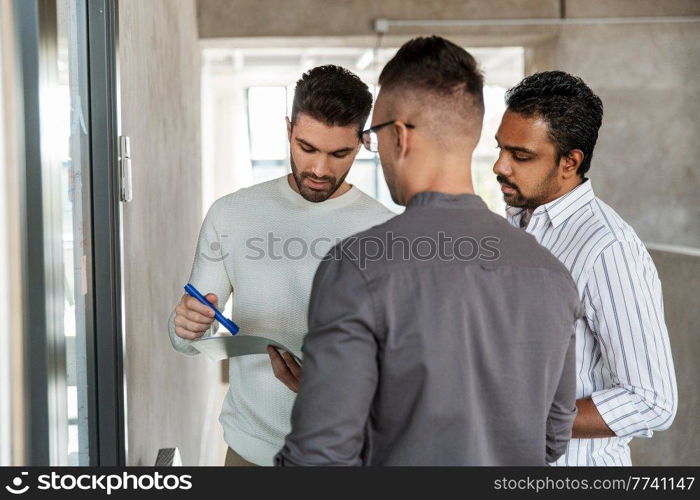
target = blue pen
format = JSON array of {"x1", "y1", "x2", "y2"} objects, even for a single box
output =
[{"x1": 184, "y1": 283, "x2": 240, "y2": 335}]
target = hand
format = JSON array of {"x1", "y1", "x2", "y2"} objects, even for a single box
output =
[
  {"x1": 173, "y1": 293, "x2": 218, "y2": 340},
  {"x1": 268, "y1": 345, "x2": 301, "y2": 393}
]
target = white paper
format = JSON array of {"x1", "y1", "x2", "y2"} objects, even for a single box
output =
[{"x1": 192, "y1": 334, "x2": 302, "y2": 364}]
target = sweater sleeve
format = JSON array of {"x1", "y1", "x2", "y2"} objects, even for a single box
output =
[{"x1": 168, "y1": 201, "x2": 234, "y2": 356}]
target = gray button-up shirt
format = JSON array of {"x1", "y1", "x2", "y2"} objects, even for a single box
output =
[{"x1": 276, "y1": 192, "x2": 583, "y2": 466}]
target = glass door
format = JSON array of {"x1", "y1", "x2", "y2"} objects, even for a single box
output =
[
  {"x1": 16, "y1": 0, "x2": 124, "y2": 466},
  {"x1": 37, "y1": 0, "x2": 93, "y2": 465}
]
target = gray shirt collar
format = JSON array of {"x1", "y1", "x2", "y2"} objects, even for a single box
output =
[{"x1": 406, "y1": 191, "x2": 488, "y2": 211}]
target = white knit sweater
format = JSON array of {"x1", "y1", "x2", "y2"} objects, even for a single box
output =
[{"x1": 168, "y1": 175, "x2": 395, "y2": 465}]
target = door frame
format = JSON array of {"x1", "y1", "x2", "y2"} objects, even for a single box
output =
[{"x1": 86, "y1": 0, "x2": 127, "y2": 467}]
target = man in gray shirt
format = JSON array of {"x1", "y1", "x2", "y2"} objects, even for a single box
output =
[{"x1": 275, "y1": 36, "x2": 583, "y2": 466}]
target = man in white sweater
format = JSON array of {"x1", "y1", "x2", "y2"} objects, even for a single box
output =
[{"x1": 168, "y1": 65, "x2": 395, "y2": 466}]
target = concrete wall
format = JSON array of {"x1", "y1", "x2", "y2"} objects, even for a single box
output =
[
  {"x1": 631, "y1": 249, "x2": 700, "y2": 465},
  {"x1": 198, "y1": 0, "x2": 561, "y2": 38},
  {"x1": 198, "y1": 0, "x2": 700, "y2": 38},
  {"x1": 118, "y1": 0, "x2": 226, "y2": 466},
  {"x1": 548, "y1": 21, "x2": 700, "y2": 249},
  {"x1": 0, "y1": 0, "x2": 25, "y2": 466}
]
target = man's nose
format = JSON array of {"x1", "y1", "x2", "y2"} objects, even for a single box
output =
[
  {"x1": 310, "y1": 155, "x2": 330, "y2": 177},
  {"x1": 493, "y1": 153, "x2": 512, "y2": 177}
]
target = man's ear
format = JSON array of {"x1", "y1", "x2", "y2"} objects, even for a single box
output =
[
  {"x1": 393, "y1": 121, "x2": 411, "y2": 161},
  {"x1": 286, "y1": 116, "x2": 292, "y2": 142},
  {"x1": 561, "y1": 149, "x2": 584, "y2": 179}
]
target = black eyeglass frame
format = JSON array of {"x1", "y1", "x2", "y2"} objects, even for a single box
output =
[{"x1": 361, "y1": 120, "x2": 416, "y2": 153}]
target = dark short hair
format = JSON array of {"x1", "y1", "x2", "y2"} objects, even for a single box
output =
[
  {"x1": 378, "y1": 36, "x2": 484, "y2": 113},
  {"x1": 505, "y1": 71, "x2": 603, "y2": 177},
  {"x1": 291, "y1": 65, "x2": 372, "y2": 131}
]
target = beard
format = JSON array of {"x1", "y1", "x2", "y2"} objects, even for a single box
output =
[
  {"x1": 290, "y1": 152, "x2": 349, "y2": 203},
  {"x1": 497, "y1": 163, "x2": 559, "y2": 210}
]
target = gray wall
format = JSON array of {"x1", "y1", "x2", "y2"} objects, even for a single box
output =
[
  {"x1": 118, "y1": 0, "x2": 225, "y2": 466},
  {"x1": 198, "y1": 0, "x2": 561, "y2": 37},
  {"x1": 548, "y1": 21, "x2": 700, "y2": 249},
  {"x1": 0, "y1": 0, "x2": 26, "y2": 466}
]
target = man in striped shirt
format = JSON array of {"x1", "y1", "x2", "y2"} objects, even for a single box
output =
[{"x1": 494, "y1": 71, "x2": 678, "y2": 465}]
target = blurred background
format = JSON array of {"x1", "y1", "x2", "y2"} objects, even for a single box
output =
[{"x1": 0, "y1": 0, "x2": 698, "y2": 466}]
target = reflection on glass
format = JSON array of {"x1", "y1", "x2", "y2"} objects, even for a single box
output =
[{"x1": 52, "y1": 0, "x2": 90, "y2": 465}]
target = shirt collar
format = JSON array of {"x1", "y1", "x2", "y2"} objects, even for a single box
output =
[
  {"x1": 506, "y1": 178, "x2": 595, "y2": 229},
  {"x1": 407, "y1": 191, "x2": 488, "y2": 211}
]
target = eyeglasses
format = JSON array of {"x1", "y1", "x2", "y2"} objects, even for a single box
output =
[{"x1": 361, "y1": 120, "x2": 416, "y2": 153}]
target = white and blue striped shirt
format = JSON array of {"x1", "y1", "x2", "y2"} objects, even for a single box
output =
[{"x1": 506, "y1": 179, "x2": 678, "y2": 466}]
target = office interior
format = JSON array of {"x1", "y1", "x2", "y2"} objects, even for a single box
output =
[{"x1": 0, "y1": 0, "x2": 698, "y2": 466}]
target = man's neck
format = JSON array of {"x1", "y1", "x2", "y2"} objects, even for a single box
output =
[
  {"x1": 402, "y1": 161, "x2": 475, "y2": 204},
  {"x1": 329, "y1": 182, "x2": 352, "y2": 199},
  {"x1": 528, "y1": 177, "x2": 587, "y2": 211}
]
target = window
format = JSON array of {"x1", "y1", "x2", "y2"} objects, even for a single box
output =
[{"x1": 247, "y1": 86, "x2": 288, "y2": 183}]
